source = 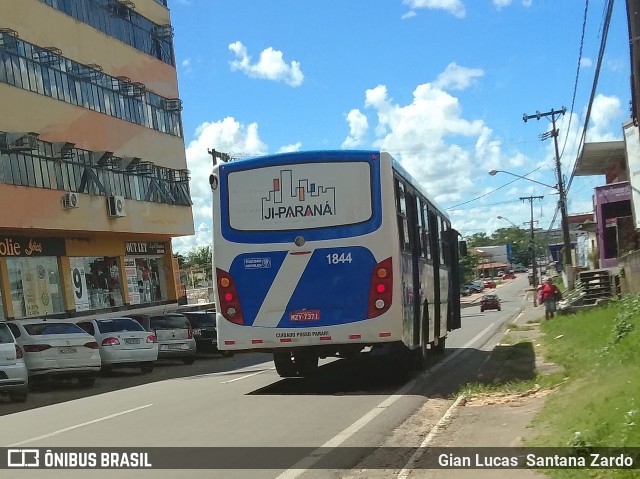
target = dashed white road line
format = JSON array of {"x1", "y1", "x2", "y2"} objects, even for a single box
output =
[
  {"x1": 221, "y1": 369, "x2": 273, "y2": 383},
  {"x1": 7, "y1": 404, "x2": 154, "y2": 447},
  {"x1": 397, "y1": 395, "x2": 467, "y2": 478},
  {"x1": 274, "y1": 323, "x2": 497, "y2": 479}
]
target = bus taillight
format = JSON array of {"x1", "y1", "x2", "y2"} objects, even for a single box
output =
[
  {"x1": 216, "y1": 268, "x2": 244, "y2": 325},
  {"x1": 367, "y1": 257, "x2": 392, "y2": 318}
]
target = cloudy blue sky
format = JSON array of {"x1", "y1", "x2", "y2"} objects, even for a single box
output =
[{"x1": 168, "y1": 0, "x2": 630, "y2": 254}]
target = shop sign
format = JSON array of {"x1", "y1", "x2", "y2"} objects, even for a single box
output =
[
  {"x1": 596, "y1": 183, "x2": 631, "y2": 203},
  {"x1": 0, "y1": 236, "x2": 66, "y2": 257},
  {"x1": 70, "y1": 257, "x2": 90, "y2": 312},
  {"x1": 124, "y1": 257, "x2": 141, "y2": 305},
  {"x1": 125, "y1": 242, "x2": 167, "y2": 255}
]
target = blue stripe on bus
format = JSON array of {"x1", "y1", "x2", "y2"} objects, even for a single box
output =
[
  {"x1": 229, "y1": 251, "x2": 288, "y2": 326},
  {"x1": 219, "y1": 151, "x2": 382, "y2": 243},
  {"x1": 278, "y1": 247, "x2": 376, "y2": 328}
]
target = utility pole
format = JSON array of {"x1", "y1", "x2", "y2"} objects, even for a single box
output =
[
  {"x1": 521, "y1": 195, "x2": 544, "y2": 306},
  {"x1": 208, "y1": 148, "x2": 230, "y2": 165},
  {"x1": 627, "y1": 0, "x2": 640, "y2": 126},
  {"x1": 523, "y1": 107, "x2": 574, "y2": 290}
]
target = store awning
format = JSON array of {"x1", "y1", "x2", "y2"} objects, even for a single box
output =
[
  {"x1": 574, "y1": 141, "x2": 625, "y2": 176},
  {"x1": 478, "y1": 262, "x2": 509, "y2": 270}
]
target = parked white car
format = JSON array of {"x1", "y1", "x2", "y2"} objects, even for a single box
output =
[
  {"x1": 0, "y1": 322, "x2": 28, "y2": 402},
  {"x1": 6, "y1": 319, "x2": 101, "y2": 387},
  {"x1": 75, "y1": 317, "x2": 158, "y2": 373}
]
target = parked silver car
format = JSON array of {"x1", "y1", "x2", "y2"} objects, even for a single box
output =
[
  {"x1": 141, "y1": 314, "x2": 197, "y2": 364},
  {"x1": 0, "y1": 322, "x2": 28, "y2": 402},
  {"x1": 75, "y1": 317, "x2": 158, "y2": 374}
]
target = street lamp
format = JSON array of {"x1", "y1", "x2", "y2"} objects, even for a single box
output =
[
  {"x1": 496, "y1": 215, "x2": 518, "y2": 227},
  {"x1": 488, "y1": 169, "x2": 557, "y2": 190},
  {"x1": 488, "y1": 168, "x2": 573, "y2": 290}
]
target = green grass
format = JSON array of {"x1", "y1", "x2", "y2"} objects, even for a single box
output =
[
  {"x1": 459, "y1": 372, "x2": 565, "y2": 398},
  {"x1": 526, "y1": 295, "x2": 640, "y2": 478}
]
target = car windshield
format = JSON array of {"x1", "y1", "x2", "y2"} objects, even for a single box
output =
[
  {"x1": 96, "y1": 318, "x2": 145, "y2": 333},
  {"x1": 23, "y1": 323, "x2": 85, "y2": 335},
  {"x1": 188, "y1": 313, "x2": 216, "y2": 327},
  {"x1": 0, "y1": 324, "x2": 15, "y2": 343},
  {"x1": 150, "y1": 315, "x2": 190, "y2": 330},
  {"x1": 483, "y1": 295, "x2": 498, "y2": 300}
]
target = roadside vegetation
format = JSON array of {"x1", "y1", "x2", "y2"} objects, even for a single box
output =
[
  {"x1": 458, "y1": 294, "x2": 639, "y2": 477},
  {"x1": 526, "y1": 294, "x2": 640, "y2": 478}
]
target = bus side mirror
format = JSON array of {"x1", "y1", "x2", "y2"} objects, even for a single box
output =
[{"x1": 459, "y1": 241, "x2": 468, "y2": 257}]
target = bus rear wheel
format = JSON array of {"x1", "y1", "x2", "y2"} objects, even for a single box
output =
[
  {"x1": 431, "y1": 337, "x2": 446, "y2": 355},
  {"x1": 274, "y1": 352, "x2": 298, "y2": 378},
  {"x1": 293, "y1": 353, "x2": 319, "y2": 377}
]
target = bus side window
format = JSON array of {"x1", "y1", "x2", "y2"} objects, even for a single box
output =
[
  {"x1": 419, "y1": 199, "x2": 431, "y2": 260},
  {"x1": 439, "y1": 217, "x2": 448, "y2": 266},
  {"x1": 395, "y1": 179, "x2": 410, "y2": 252}
]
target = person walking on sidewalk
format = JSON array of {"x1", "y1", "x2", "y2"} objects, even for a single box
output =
[{"x1": 539, "y1": 277, "x2": 562, "y2": 320}]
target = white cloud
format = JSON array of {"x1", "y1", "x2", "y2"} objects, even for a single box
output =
[
  {"x1": 585, "y1": 94, "x2": 623, "y2": 142},
  {"x1": 493, "y1": 0, "x2": 512, "y2": 9},
  {"x1": 401, "y1": 10, "x2": 417, "y2": 19},
  {"x1": 521, "y1": 0, "x2": 533, "y2": 7},
  {"x1": 172, "y1": 117, "x2": 267, "y2": 254},
  {"x1": 403, "y1": 0, "x2": 466, "y2": 18},
  {"x1": 580, "y1": 57, "x2": 593, "y2": 69},
  {"x1": 277, "y1": 142, "x2": 302, "y2": 153},
  {"x1": 433, "y1": 62, "x2": 484, "y2": 91},
  {"x1": 228, "y1": 41, "x2": 304, "y2": 87},
  {"x1": 342, "y1": 109, "x2": 369, "y2": 148}
]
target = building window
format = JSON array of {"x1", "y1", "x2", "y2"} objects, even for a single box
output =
[
  {"x1": 0, "y1": 275, "x2": 5, "y2": 320},
  {"x1": 72, "y1": 256, "x2": 124, "y2": 310},
  {"x1": 39, "y1": 0, "x2": 175, "y2": 66},
  {"x1": 0, "y1": 135, "x2": 193, "y2": 206},
  {"x1": 0, "y1": 33, "x2": 183, "y2": 137},
  {"x1": 6, "y1": 256, "x2": 64, "y2": 319},
  {"x1": 125, "y1": 257, "x2": 166, "y2": 305}
]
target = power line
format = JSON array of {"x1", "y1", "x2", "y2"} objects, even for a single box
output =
[{"x1": 446, "y1": 165, "x2": 545, "y2": 209}]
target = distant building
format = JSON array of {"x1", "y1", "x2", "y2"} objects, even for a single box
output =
[
  {"x1": 0, "y1": 0, "x2": 194, "y2": 319},
  {"x1": 471, "y1": 245, "x2": 510, "y2": 276}
]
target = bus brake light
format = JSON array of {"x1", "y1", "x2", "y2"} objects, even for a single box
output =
[
  {"x1": 367, "y1": 257, "x2": 392, "y2": 318},
  {"x1": 216, "y1": 268, "x2": 244, "y2": 325}
]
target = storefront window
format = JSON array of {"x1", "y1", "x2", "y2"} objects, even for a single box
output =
[
  {"x1": 6, "y1": 257, "x2": 64, "y2": 319},
  {"x1": 125, "y1": 257, "x2": 166, "y2": 305},
  {"x1": 70, "y1": 257, "x2": 123, "y2": 311},
  {"x1": 0, "y1": 275, "x2": 5, "y2": 320}
]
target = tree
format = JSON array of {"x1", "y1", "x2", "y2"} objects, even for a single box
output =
[
  {"x1": 490, "y1": 227, "x2": 529, "y2": 266},
  {"x1": 183, "y1": 245, "x2": 213, "y2": 286},
  {"x1": 173, "y1": 252, "x2": 186, "y2": 268},
  {"x1": 460, "y1": 253, "x2": 480, "y2": 283},
  {"x1": 465, "y1": 232, "x2": 494, "y2": 248},
  {"x1": 184, "y1": 245, "x2": 212, "y2": 269}
]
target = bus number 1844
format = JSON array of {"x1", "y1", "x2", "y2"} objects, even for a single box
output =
[{"x1": 326, "y1": 253, "x2": 352, "y2": 264}]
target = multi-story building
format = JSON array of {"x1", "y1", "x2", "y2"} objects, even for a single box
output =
[{"x1": 0, "y1": 0, "x2": 194, "y2": 320}]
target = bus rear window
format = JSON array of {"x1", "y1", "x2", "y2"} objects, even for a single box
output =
[{"x1": 226, "y1": 162, "x2": 373, "y2": 231}]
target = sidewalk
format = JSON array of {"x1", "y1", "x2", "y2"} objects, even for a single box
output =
[{"x1": 411, "y1": 291, "x2": 554, "y2": 478}]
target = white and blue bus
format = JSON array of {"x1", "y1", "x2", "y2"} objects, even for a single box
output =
[{"x1": 209, "y1": 150, "x2": 464, "y2": 377}]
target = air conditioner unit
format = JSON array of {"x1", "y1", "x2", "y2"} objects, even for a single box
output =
[
  {"x1": 63, "y1": 191, "x2": 79, "y2": 209},
  {"x1": 107, "y1": 195, "x2": 126, "y2": 217},
  {"x1": 10, "y1": 133, "x2": 39, "y2": 151}
]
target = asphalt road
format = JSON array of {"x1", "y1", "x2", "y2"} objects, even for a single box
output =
[{"x1": 0, "y1": 276, "x2": 530, "y2": 479}]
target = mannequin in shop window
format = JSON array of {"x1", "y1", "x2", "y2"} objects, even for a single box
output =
[{"x1": 142, "y1": 266, "x2": 151, "y2": 302}]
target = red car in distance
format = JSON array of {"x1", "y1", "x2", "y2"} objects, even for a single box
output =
[
  {"x1": 502, "y1": 273, "x2": 516, "y2": 280},
  {"x1": 483, "y1": 280, "x2": 497, "y2": 289},
  {"x1": 480, "y1": 294, "x2": 501, "y2": 312}
]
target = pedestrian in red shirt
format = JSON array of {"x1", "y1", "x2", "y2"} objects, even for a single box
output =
[{"x1": 539, "y1": 277, "x2": 561, "y2": 320}]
